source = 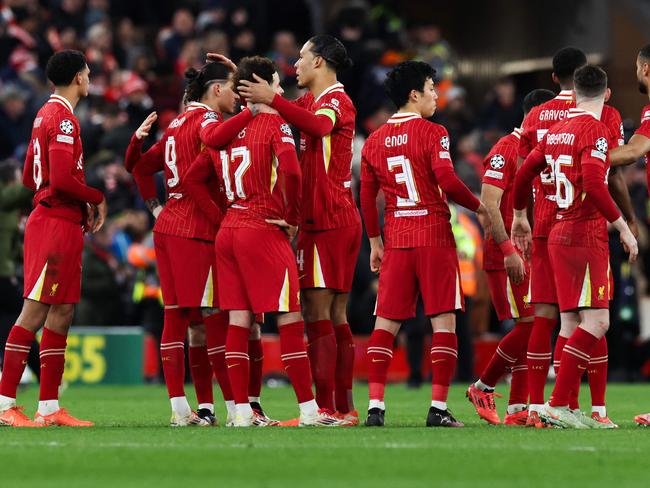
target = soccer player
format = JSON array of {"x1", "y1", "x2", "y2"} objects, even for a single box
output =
[
  {"x1": 513, "y1": 65, "x2": 637, "y2": 428},
  {"x1": 207, "y1": 56, "x2": 343, "y2": 427},
  {"x1": 610, "y1": 44, "x2": 650, "y2": 172},
  {"x1": 125, "y1": 61, "x2": 257, "y2": 426},
  {"x1": 360, "y1": 61, "x2": 489, "y2": 427},
  {"x1": 466, "y1": 89, "x2": 555, "y2": 426},
  {"x1": 0, "y1": 50, "x2": 105, "y2": 427},
  {"x1": 606, "y1": 44, "x2": 650, "y2": 426},
  {"x1": 511, "y1": 47, "x2": 635, "y2": 428},
  {"x1": 237, "y1": 36, "x2": 360, "y2": 423}
]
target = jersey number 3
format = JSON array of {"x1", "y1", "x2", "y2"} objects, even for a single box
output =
[{"x1": 387, "y1": 155, "x2": 419, "y2": 207}]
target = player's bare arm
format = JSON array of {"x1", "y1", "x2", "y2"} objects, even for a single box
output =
[
  {"x1": 610, "y1": 134, "x2": 650, "y2": 167},
  {"x1": 607, "y1": 169, "x2": 639, "y2": 237},
  {"x1": 481, "y1": 183, "x2": 524, "y2": 284}
]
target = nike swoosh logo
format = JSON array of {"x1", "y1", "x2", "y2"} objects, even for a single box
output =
[
  {"x1": 371, "y1": 359, "x2": 386, "y2": 363},
  {"x1": 298, "y1": 274, "x2": 306, "y2": 280},
  {"x1": 577, "y1": 365, "x2": 586, "y2": 370},
  {"x1": 228, "y1": 364, "x2": 239, "y2": 369},
  {"x1": 431, "y1": 359, "x2": 446, "y2": 364}
]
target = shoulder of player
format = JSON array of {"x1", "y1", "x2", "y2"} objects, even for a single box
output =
[
  {"x1": 640, "y1": 103, "x2": 650, "y2": 123},
  {"x1": 42, "y1": 105, "x2": 79, "y2": 134}
]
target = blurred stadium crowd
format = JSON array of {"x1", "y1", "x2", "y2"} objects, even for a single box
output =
[{"x1": 1, "y1": 0, "x2": 649, "y2": 382}]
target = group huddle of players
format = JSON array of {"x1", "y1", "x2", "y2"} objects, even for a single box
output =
[{"x1": 1, "y1": 35, "x2": 650, "y2": 429}]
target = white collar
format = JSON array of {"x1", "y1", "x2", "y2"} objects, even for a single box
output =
[
  {"x1": 387, "y1": 112, "x2": 422, "y2": 124},
  {"x1": 555, "y1": 89, "x2": 574, "y2": 101},
  {"x1": 186, "y1": 102, "x2": 213, "y2": 112},
  {"x1": 48, "y1": 94, "x2": 74, "y2": 113},
  {"x1": 567, "y1": 107, "x2": 598, "y2": 119},
  {"x1": 315, "y1": 82, "x2": 345, "y2": 102}
]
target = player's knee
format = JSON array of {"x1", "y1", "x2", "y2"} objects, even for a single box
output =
[
  {"x1": 249, "y1": 323, "x2": 261, "y2": 340},
  {"x1": 585, "y1": 320, "x2": 609, "y2": 337},
  {"x1": 188, "y1": 323, "x2": 206, "y2": 346},
  {"x1": 16, "y1": 299, "x2": 49, "y2": 331},
  {"x1": 47, "y1": 304, "x2": 74, "y2": 333}
]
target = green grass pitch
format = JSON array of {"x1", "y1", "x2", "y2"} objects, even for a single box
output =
[{"x1": 1, "y1": 383, "x2": 648, "y2": 487}]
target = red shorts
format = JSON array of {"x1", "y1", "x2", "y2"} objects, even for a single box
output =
[
  {"x1": 486, "y1": 268, "x2": 534, "y2": 321},
  {"x1": 216, "y1": 227, "x2": 301, "y2": 314},
  {"x1": 376, "y1": 246, "x2": 464, "y2": 320},
  {"x1": 295, "y1": 223, "x2": 361, "y2": 293},
  {"x1": 23, "y1": 208, "x2": 83, "y2": 304},
  {"x1": 529, "y1": 238, "x2": 557, "y2": 305},
  {"x1": 548, "y1": 242, "x2": 610, "y2": 312},
  {"x1": 154, "y1": 232, "x2": 216, "y2": 308}
]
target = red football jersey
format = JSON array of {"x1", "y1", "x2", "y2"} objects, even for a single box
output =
[
  {"x1": 131, "y1": 102, "x2": 223, "y2": 241},
  {"x1": 217, "y1": 113, "x2": 299, "y2": 230},
  {"x1": 22, "y1": 95, "x2": 102, "y2": 223},
  {"x1": 539, "y1": 108, "x2": 612, "y2": 247},
  {"x1": 360, "y1": 112, "x2": 459, "y2": 249},
  {"x1": 481, "y1": 128, "x2": 522, "y2": 270},
  {"x1": 634, "y1": 103, "x2": 650, "y2": 168},
  {"x1": 293, "y1": 83, "x2": 360, "y2": 230},
  {"x1": 519, "y1": 90, "x2": 622, "y2": 238},
  {"x1": 519, "y1": 90, "x2": 574, "y2": 238}
]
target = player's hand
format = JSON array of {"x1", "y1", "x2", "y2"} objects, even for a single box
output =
[
  {"x1": 504, "y1": 252, "x2": 525, "y2": 285},
  {"x1": 93, "y1": 198, "x2": 107, "y2": 233},
  {"x1": 476, "y1": 202, "x2": 491, "y2": 235},
  {"x1": 238, "y1": 74, "x2": 275, "y2": 105},
  {"x1": 266, "y1": 219, "x2": 298, "y2": 240},
  {"x1": 627, "y1": 219, "x2": 640, "y2": 239},
  {"x1": 205, "y1": 53, "x2": 237, "y2": 72},
  {"x1": 511, "y1": 212, "x2": 532, "y2": 260},
  {"x1": 135, "y1": 112, "x2": 157, "y2": 140},
  {"x1": 620, "y1": 228, "x2": 638, "y2": 263},
  {"x1": 369, "y1": 236, "x2": 384, "y2": 274},
  {"x1": 85, "y1": 203, "x2": 96, "y2": 233}
]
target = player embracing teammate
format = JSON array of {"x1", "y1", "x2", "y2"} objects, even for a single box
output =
[{"x1": 238, "y1": 36, "x2": 360, "y2": 424}]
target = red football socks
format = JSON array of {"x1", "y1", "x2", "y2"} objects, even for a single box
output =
[
  {"x1": 279, "y1": 321, "x2": 314, "y2": 404},
  {"x1": 160, "y1": 307, "x2": 190, "y2": 399},
  {"x1": 334, "y1": 323, "x2": 355, "y2": 413},
  {"x1": 305, "y1": 320, "x2": 336, "y2": 411},
  {"x1": 509, "y1": 355, "x2": 529, "y2": 406},
  {"x1": 248, "y1": 337, "x2": 264, "y2": 398},
  {"x1": 367, "y1": 329, "x2": 395, "y2": 402},
  {"x1": 587, "y1": 336, "x2": 608, "y2": 409},
  {"x1": 0, "y1": 325, "x2": 35, "y2": 398},
  {"x1": 205, "y1": 311, "x2": 233, "y2": 402},
  {"x1": 480, "y1": 322, "x2": 532, "y2": 387},
  {"x1": 553, "y1": 335, "x2": 568, "y2": 376},
  {"x1": 189, "y1": 345, "x2": 213, "y2": 406},
  {"x1": 550, "y1": 327, "x2": 599, "y2": 407},
  {"x1": 526, "y1": 316, "x2": 557, "y2": 405},
  {"x1": 430, "y1": 331, "x2": 458, "y2": 404},
  {"x1": 39, "y1": 327, "x2": 68, "y2": 401},
  {"x1": 225, "y1": 325, "x2": 251, "y2": 405}
]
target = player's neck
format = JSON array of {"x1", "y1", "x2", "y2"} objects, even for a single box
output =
[
  {"x1": 558, "y1": 83, "x2": 574, "y2": 92},
  {"x1": 310, "y1": 74, "x2": 339, "y2": 99},
  {"x1": 53, "y1": 88, "x2": 80, "y2": 111},
  {"x1": 397, "y1": 103, "x2": 423, "y2": 117},
  {"x1": 249, "y1": 101, "x2": 278, "y2": 115},
  {"x1": 576, "y1": 99, "x2": 603, "y2": 119}
]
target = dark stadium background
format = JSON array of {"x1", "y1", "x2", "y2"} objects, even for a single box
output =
[{"x1": 1, "y1": 0, "x2": 649, "y2": 386}]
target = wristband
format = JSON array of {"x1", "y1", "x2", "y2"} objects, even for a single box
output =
[{"x1": 498, "y1": 239, "x2": 516, "y2": 257}]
